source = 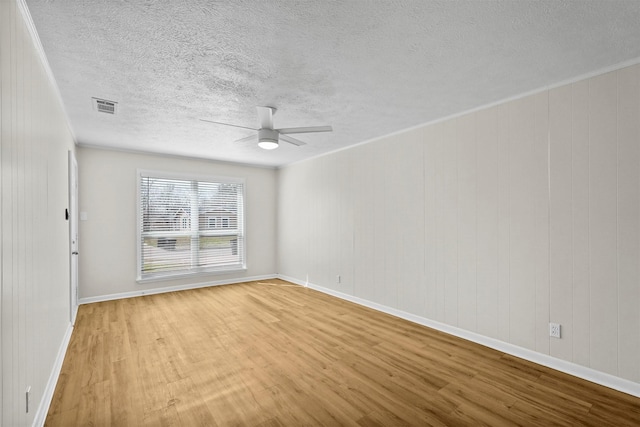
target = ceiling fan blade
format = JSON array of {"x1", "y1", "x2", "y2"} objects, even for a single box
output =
[
  {"x1": 234, "y1": 134, "x2": 257, "y2": 143},
  {"x1": 200, "y1": 118, "x2": 257, "y2": 131},
  {"x1": 277, "y1": 125, "x2": 332, "y2": 134},
  {"x1": 280, "y1": 134, "x2": 307, "y2": 146},
  {"x1": 257, "y1": 106, "x2": 275, "y2": 129}
]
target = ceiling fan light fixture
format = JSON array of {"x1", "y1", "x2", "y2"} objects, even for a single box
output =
[{"x1": 258, "y1": 140, "x2": 279, "y2": 150}]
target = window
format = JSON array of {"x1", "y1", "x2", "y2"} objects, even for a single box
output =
[
  {"x1": 207, "y1": 217, "x2": 217, "y2": 229},
  {"x1": 181, "y1": 216, "x2": 190, "y2": 230},
  {"x1": 137, "y1": 170, "x2": 245, "y2": 281},
  {"x1": 205, "y1": 216, "x2": 233, "y2": 229}
]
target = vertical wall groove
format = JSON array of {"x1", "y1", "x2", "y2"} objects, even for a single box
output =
[{"x1": 616, "y1": 72, "x2": 620, "y2": 376}]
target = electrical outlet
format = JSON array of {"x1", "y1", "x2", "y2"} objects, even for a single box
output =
[
  {"x1": 337, "y1": 275, "x2": 341, "y2": 284},
  {"x1": 549, "y1": 322, "x2": 561, "y2": 338}
]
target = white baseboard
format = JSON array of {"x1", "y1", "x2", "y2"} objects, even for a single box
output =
[
  {"x1": 78, "y1": 274, "x2": 278, "y2": 305},
  {"x1": 280, "y1": 275, "x2": 640, "y2": 399},
  {"x1": 32, "y1": 322, "x2": 74, "y2": 427}
]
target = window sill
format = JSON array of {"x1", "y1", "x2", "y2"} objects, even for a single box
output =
[{"x1": 136, "y1": 266, "x2": 247, "y2": 284}]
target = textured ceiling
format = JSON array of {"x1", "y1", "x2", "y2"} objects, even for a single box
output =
[{"x1": 25, "y1": 0, "x2": 640, "y2": 167}]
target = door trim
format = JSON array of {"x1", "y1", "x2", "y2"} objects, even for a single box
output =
[{"x1": 68, "y1": 150, "x2": 79, "y2": 324}]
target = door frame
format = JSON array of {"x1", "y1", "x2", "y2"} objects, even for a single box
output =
[{"x1": 68, "y1": 150, "x2": 79, "y2": 324}]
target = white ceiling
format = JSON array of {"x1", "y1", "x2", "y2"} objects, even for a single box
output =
[{"x1": 25, "y1": 0, "x2": 640, "y2": 168}]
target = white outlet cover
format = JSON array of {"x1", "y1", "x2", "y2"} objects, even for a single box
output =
[{"x1": 549, "y1": 322, "x2": 561, "y2": 338}]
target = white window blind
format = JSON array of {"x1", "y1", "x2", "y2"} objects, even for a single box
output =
[{"x1": 137, "y1": 171, "x2": 245, "y2": 280}]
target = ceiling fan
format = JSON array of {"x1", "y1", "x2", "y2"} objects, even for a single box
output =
[{"x1": 201, "y1": 106, "x2": 332, "y2": 150}]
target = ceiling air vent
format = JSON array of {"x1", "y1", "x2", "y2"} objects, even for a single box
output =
[{"x1": 92, "y1": 97, "x2": 117, "y2": 114}]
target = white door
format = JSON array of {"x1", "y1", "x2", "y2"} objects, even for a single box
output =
[{"x1": 69, "y1": 150, "x2": 79, "y2": 324}]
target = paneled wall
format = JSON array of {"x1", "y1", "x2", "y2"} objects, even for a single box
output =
[
  {"x1": 1, "y1": 1, "x2": 77, "y2": 425},
  {"x1": 278, "y1": 65, "x2": 640, "y2": 384}
]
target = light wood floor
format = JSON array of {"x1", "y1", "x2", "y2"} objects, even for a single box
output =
[{"x1": 46, "y1": 279, "x2": 640, "y2": 426}]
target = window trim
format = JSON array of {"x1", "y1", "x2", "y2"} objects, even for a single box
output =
[{"x1": 136, "y1": 169, "x2": 246, "y2": 283}]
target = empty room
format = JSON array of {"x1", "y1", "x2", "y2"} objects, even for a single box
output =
[{"x1": 2, "y1": 0, "x2": 640, "y2": 425}]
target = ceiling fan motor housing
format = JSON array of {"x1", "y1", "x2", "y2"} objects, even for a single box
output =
[{"x1": 258, "y1": 128, "x2": 279, "y2": 143}]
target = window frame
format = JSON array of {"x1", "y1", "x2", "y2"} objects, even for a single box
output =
[{"x1": 136, "y1": 169, "x2": 246, "y2": 282}]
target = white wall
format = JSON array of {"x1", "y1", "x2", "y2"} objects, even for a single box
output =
[
  {"x1": 278, "y1": 64, "x2": 640, "y2": 385},
  {"x1": 1, "y1": 1, "x2": 77, "y2": 425},
  {"x1": 77, "y1": 147, "x2": 277, "y2": 300}
]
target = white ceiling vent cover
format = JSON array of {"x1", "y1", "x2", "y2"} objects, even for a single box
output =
[{"x1": 92, "y1": 97, "x2": 117, "y2": 114}]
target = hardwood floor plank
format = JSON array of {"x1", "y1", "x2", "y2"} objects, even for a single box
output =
[
  {"x1": 109, "y1": 358, "x2": 143, "y2": 427},
  {"x1": 75, "y1": 380, "x2": 111, "y2": 427},
  {"x1": 437, "y1": 380, "x2": 518, "y2": 424},
  {"x1": 45, "y1": 281, "x2": 640, "y2": 426},
  {"x1": 166, "y1": 377, "x2": 218, "y2": 427}
]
